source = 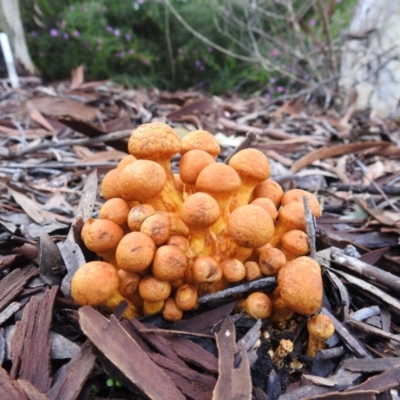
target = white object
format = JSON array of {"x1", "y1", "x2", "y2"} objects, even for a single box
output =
[{"x1": 0, "y1": 32, "x2": 19, "y2": 88}]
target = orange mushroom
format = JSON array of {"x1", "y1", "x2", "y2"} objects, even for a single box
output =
[
  {"x1": 163, "y1": 297, "x2": 183, "y2": 322},
  {"x1": 101, "y1": 168, "x2": 122, "y2": 200},
  {"x1": 180, "y1": 129, "x2": 220, "y2": 158},
  {"x1": 71, "y1": 261, "x2": 139, "y2": 318},
  {"x1": 127, "y1": 204, "x2": 156, "y2": 232},
  {"x1": 306, "y1": 314, "x2": 335, "y2": 357},
  {"x1": 195, "y1": 163, "x2": 241, "y2": 236},
  {"x1": 128, "y1": 122, "x2": 183, "y2": 211},
  {"x1": 280, "y1": 229, "x2": 310, "y2": 261},
  {"x1": 245, "y1": 291, "x2": 272, "y2": 319},
  {"x1": 270, "y1": 256, "x2": 323, "y2": 322},
  {"x1": 250, "y1": 197, "x2": 278, "y2": 221},
  {"x1": 220, "y1": 258, "x2": 246, "y2": 282},
  {"x1": 116, "y1": 231, "x2": 156, "y2": 273},
  {"x1": 140, "y1": 213, "x2": 171, "y2": 246},
  {"x1": 99, "y1": 198, "x2": 130, "y2": 227},
  {"x1": 180, "y1": 192, "x2": 220, "y2": 257},
  {"x1": 139, "y1": 274, "x2": 172, "y2": 302},
  {"x1": 152, "y1": 245, "x2": 187, "y2": 282},
  {"x1": 228, "y1": 148, "x2": 271, "y2": 210},
  {"x1": 259, "y1": 247, "x2": 286, "y2": 276},
  {"x1": 175, "y1": 283, "x2": 198, "y2": 311},
  {"x1": 252, "y1": 178, "x2": 284, "y2": 208},
  {"x1": 281, "y1": 189, "x2": 321, "y2": 218}
]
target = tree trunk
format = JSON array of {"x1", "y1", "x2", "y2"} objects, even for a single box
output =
[
  {"x1": 0, "y1": 0, "x2": 38, "y2": 75},
  {"x1": 340, "y1": 0, "x2": 400, "y2": 117}
]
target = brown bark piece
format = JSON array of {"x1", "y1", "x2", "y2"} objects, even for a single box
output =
[
  {"x1": 0, "y1": 366, "x2": 49, "y2": 400},
  {"x1": 129, "y1": 319, "x2": 187, "y2": 367},
  {"x1": 150, "y1": 353, "x2": 216, "y2": 400},
  {"x1": 343, "y1": 357, "x2": 400, "y2": 373},
  {"x1": 345, "y1": 365, "x2": 400, "y2": 392},
  {"x1": 212, "y1": 316, "x2": 252, "y2": 400},
  {"x1": 304, "y1": 390, "x2": 378, "y2": 399},
  {"x1": 0, "y1": 264, "x2": 38, "y2": 312},
  {"x1": 10, "y1": 286, "x2": 58, "y2": 392},
  {"x1": 78, "y1": 306, "x2": 185, "y2": 400},
  {"x1": 46, "y1": 341, "x2": 96, "y2": 400},
  {"x1": 168, "y1": 335, "x2": 219, "y2": 374}
]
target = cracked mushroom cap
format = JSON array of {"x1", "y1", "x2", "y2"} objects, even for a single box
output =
[
  {"x1": 180, "y1": 192, "x2": 220, "y2": 230},
  {"x1": 128, "y1": 122, "x2": 181, "y2": 161},
  {"x1": 180, "y1": 129, "x2": 220, "y2": 158},
  {"x1": 277, "y1": 256, "x2": 323, "y2": 315},
  {"x1": 228, "y1": 148, "x2": 270, "y2": 184},
  {"x1": 71, "y1": 261, "x2": 119, "y2": 306},
  {"x1": 228, "y1": 204, "x2": 275, "y2": 248},
  {"x1": 252, "y1": 179, "x2": 284, "y2": 208},
  {"x1": 118, "y1": 160, "x2": 166, "y2": 202}
]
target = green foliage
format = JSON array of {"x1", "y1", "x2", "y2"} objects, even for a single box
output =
[{"x1": 20, "y1": 0, "x2": 357, "y2": 94}]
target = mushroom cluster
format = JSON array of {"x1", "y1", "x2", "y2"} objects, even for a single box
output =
[{"x1": 71, "y1": 122, "x2": 323, "y2": 323}]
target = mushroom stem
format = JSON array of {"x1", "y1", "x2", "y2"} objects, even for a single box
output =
[{"x1": 306, "y1": 314, "x2": 335, "y2": 357}]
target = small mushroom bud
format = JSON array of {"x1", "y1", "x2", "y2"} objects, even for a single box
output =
[
  {"x1": 152, "y1": 245, "x2": 187, "y2": 282},
  {"x1": 306, "y1": 314, "x2": 335, "y2": 357},
  {"x1": 281, "y1": 229, "x2": 310, "y2": 261},
  {"x1": 143, "y1": 300, "x2": 164, "y2": 316},
  {"x1": 252, "y1": 178, "x2": 284, "y2": 208},
  {"x1": 127, "y1": 204, "x2": 155, "y2": 232},
  {"x1": 244, "y1": 292, "x2": 272, "y2": 319},
  {"x1": 167, "y1": 235, "x2": 190, "y2": 253},
  {"x1": 116, "y1": 232, "x2": 156, "y2": 273},
  {"x1": 163, "y1": 297, "x2": 183, "y2": 322},
  {"x1": 220, "y1": 258, "x2": 246, "y2": 282},
  {"x1": 175, "y1": 284, "x2": 198, "y2": 311},
  {"x1": 99, "y1": 198, "x2": 130, "y2": 227},
  {"x1": 101, "y1": 168, "x2": 121, "y2": 200},
  {"x1": 140, "y1": 213, "x2": 171, "y2": 246},
  {"x1": 139, "y1": 275, "x2": 171, "y2": 303},
  {"x1": 192, "y1": 256, "x2": 222, "y2": 283},
  {"x1": 117, "y1": 269, "x2": 141, "y2": 297},
  {"x1": 244, "y1": 261, "x2": 263, "y2": 282},
  {"x1": 259, "y1": 247, "x2": 286, "y2": 276}
]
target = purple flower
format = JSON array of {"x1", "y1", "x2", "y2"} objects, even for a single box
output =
[
  {"x1": 63, "y1": 32, "x2": 70, "y2": 40},
  {"x1": 73, "y1": 30, "x2": 80, "y2": 37},
  {"x1": 114, "y1": 29, "x2": 120, "y2": 36},
  {"x1": 106, "y1": 26, "x2": 113, "y2": 32},
  {"x1": 128, "y1": 49, "x2": 135, "y2": 55},
  {"x1": 263, "y1": 93, "x2": 271, "y2": 102},
  {"x1": 309, "y1": 19, "x2": 316, "y2": 27},
  {"x1": 125, "y1": 33, "x2": 132, "y2": 41},
  {"x1": 49, "y1": 28, "x2": 58, "y2": 37},
  {"x1": 116, "y1": 51, "x2": 125, "y2": 58},
  {"x1": 269, "y1": 49, "x2": 279, "y2": 57},
  {"x1": 207, "y1": 46, "x2": 213, "y2": 53},
  {"x1": 276, "y1": 86, "x2": 284, "y2": 93},
  {"x1": 30, "y1": 31, "x2": 37, "y2": 37},
  {"x1": 142, "y1": 59, "x2": 150, "y2": 65},
  {"x1": 269, "y1": 77, "x2": 276, "y2": 84}
]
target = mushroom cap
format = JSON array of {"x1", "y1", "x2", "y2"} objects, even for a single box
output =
[
  {"x1": 277, "y1": 202, "x2": 307, "y2": 232},
  {"x1": 252, "y1": 179, "x2": 284, "y2": 208},
  {"x1": 99, "y1": 198, "x2": 130, "y2": 226},
  {"x1": 228, "y1": 204, "x2": 275, "y2": 248},
  {"x1": 259, "y1": 247, "x2": 286, "y2": 276},
  {"x1": 127, "y1": 204, "x2": 156, "y2": 231},
  {"x1": 179, "y1": 149, "x2": 215, "y2": 185},
  {"x1": 281, "y1": 229, "x2": 310, "y2": 256},
  {"x1": 228, "y1": 149, "x2": 270, "y2": 183},
  {"x1": 244, "y1": 261, "x2": 263, "y2": 281},
  {"x1": 81, "y1": 218, "x2": 124, "y2": 253},
  {"x1": 71, "y1": 261, "x2": 119, "y2": 306},
  {"x1": 116, "y1": 231, "x2": 156, "y2": 272},
  {"x1": 220, "y1": 258, "x2": 246, "y2": 282},
  {"x1": 167, "y1": 235, "x2": 190, "y2": 253},
  {"x1": 278, "y1": 257, "x2": 323, "y2": 315},
  {"x1": 245, "y1": 291, "x2": 272, "y2": 319},
  {"x1": 180, "y1": 192, "x2": 220, "y2": 230},
  {"x1": 101, "y1": 168, "x2": 121, "y2": 200},
  {"x1": 140, "y1": 213, "x2": 171, "y2": 246},
  {"x1": 250, "y1": 197, "x2": 278, "y2": 221},
  {"x1": 180, "y1": 129, "x2": 220, "y2": 158},
  {"x1": 281, "y1": 189, "x2": 321, "y2": 217},
  {"x1": 128, "y1": 122, "x2": 181, "y2": 160},
  {"x1": 117, "y1": 155, "x2": 137, "y2": 170},
  {"x1": 307, "y1": 314, "x2": 335, "y2": 340},
  {"x1": 139, "y1": 274, "x2": 171, "y2": 302},
  {"x1": 118, "y1": 160, "x2": 166, "y2": 202},
  {"x1": 192, "y1": 256, "x2": 222, "y2": 283},
  {"x1": 175, "y1": 284, "x2": 198, "y2": 311},
  {"x1": 152, "y1": 245, "x2": 187, "y2": 281},
  {"x1": 195, "y1": 163, "x2": 241, "y2": 196},
  {"x1": 163, "y1": 297, "x2": 183, "y2": 322}
]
